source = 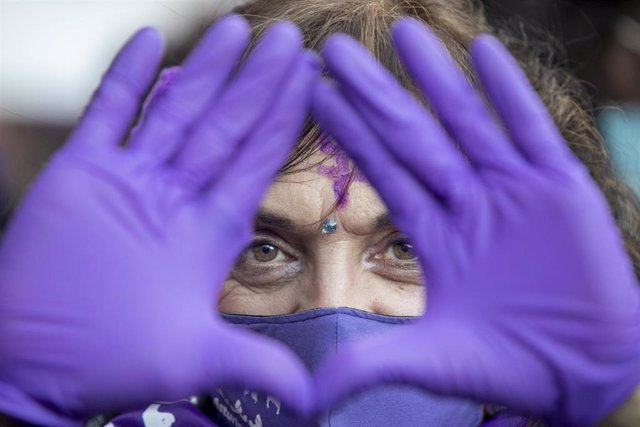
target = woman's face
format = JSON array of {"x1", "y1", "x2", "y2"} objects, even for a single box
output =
[{"x1": 218, "y1": 151, "x2": 425, "y2": 316}]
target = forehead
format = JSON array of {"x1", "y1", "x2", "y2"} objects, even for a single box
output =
[{"x1": 260, "y1": 151, "x2": 388, "y2": 234}]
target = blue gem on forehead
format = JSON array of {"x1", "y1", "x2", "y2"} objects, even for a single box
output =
[{"x1": 322, "y1": 219, "x2": 338, "y2": 234}]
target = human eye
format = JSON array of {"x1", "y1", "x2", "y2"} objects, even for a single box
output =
[
  {"x1": 367, "y1": 233, "x2": 422, "y2": 283},
  {"x1": 247, "y1": 240, "x2": 288, "y2": 263},
  {"x1": 231, "y1": 233, "x2": 301, "y2": 287},
  {"x1": 387, "y1": 240, "x2": 416, "y2": 261}
]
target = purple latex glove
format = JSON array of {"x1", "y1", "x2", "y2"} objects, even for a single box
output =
[
  {"x1": 0, "y1": 15, "x2": 319, "y2": 426},
  {"x1": 311, "y1": 18, "x2": 640, "y2": 427}
]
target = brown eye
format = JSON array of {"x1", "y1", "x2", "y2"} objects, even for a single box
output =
[
  {"x1": 392, "y1": 242, "x2": 415, "y2": 260},
  {"x1": 252, "y1": 243, "x2": 279, "y2": 262}
]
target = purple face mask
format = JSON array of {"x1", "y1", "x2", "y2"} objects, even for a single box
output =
[{"x1": 209, "y1": 307, "x2": 483, "y2": 427}]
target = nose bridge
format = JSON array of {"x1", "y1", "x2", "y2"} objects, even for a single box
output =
[
  {"x1": 298, "y1": 244, "x2": 370, "y2": 312},
  {"x1": 312, "y1": 262, "x2": 351, "y2": 308}
]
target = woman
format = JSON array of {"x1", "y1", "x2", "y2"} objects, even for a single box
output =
[{"x1": 0, "y1": 0, "x2": 639, "y2": 426}]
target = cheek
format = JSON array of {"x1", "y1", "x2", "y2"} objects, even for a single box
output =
[
  {"x1": 365, "y1": 275, "x2": 426, "y2": 316},
  {"x1": 217, "y1": 275, "x2": 426, "y2": 317},
  {"x1": 217, "y1": 279, "x2": 303, "y2": 315}
]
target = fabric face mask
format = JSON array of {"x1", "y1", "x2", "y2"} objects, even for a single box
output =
[{"x1": 208, "y1": 307, "x2": 483, "y2": 427}]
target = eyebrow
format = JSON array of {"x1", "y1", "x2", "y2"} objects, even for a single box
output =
[
  {"x1": 255, "y1": 210, "x2": 297, "y2": 231},
  {"x1": 255, "y1": 209, "x2": 394, "y2": 234},
  {"x1": 372, "y1": 212, "x2": 393, "y2": 229}
]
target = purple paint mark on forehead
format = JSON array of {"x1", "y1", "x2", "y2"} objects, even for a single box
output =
[{"x1": 316, "y1": 133, "x2": 366, "y2": 209}]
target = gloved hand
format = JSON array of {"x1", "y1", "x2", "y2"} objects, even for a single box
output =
[
  {"x1": 0, "y1": 15, "x2": 319, "y2": 426},
  {"x1": 311, "y1": 17, "x2": 640, "y2": 427}
]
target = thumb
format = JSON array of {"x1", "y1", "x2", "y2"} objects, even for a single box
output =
[
  {"x1": 313, "y1": 318, "x2": 557, "y2": 418},
  {"x1": 312, "y1": 321, "x2": 474, "y2": 415},
  {"x1": 314, "y1": 324, "x2": 444, "y2": 413},
  {"x1": 202, "y1": 326, "x2": 315, "y2": 417}
]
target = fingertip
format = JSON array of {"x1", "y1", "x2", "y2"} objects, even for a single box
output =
[
  {"x1": 302, "y1": 49, "x2": 323, "y2": 73},
  {"x1": 216, "y1": 12, "x2": 250, "y2": 31},
  {"x1": 322, "y1": 33, "x2": 358, "y2": 63},
  {"x1": 213, "y1": 13, "x2": 251, "y2": 41},
  {"x1": 126, "y1": 27, "x2": 165, "y2": 60},
  {"x1": 117, "y1": 28, "x2": 164, "y2": 79},
  {"x1": 470, "y1": 33, "x2": 507, "y2": 62},
  {"x1": 134, "y1": 26, "x2": 163, "y2": 44},
  {"x1": 322, "y1": 32, "x2": 348, "y2": 50},
  {"x1": 245, "y1": 20, "x2": 302, "y2": 68},
  {"x1": 199, "y1": 12, "x2": 251, "y2": 53},
  {"x1": 311, "y1": 79, "x2": 341, "y2": 122},
  {"x1": 392, "y1": 18, "x2": 449, "y2": 67},
  {"x1": 126, "y1": 28, "x2": 162, "y2": 60},
  {"x1": 268, "y1": 19, "x2": 303, "y2": 47},
  {"x1": 297, "y1": 52, "x2": 323, "y2": 102},
  {"x1": 470, "y1": 33, "x2": 527, "y2": 90},
  {"x1": 391, "y1": 16, "x2": 428, "y2": 38}
]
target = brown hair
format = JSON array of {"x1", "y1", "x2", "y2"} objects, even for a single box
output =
[{"x1": 201, "y1": 0, "x2": 640, "y2": 284}]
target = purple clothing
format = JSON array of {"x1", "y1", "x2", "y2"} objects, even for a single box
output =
[
  {"x1": 107, "y1": 401, "x2": 218, "y2": 427},
  {"x1": 106, "y1": 401, "x2": 531, "y2": 426}
]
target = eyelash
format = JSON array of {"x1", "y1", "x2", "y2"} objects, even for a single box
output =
[
  {"x1": 232, "y1": 232, "x2": 420, "y2": 286},
  {"x1": 231, "y1": 233, "x2": 302, "y2": 287},
  {"x1": 366, "y1": 234, "x2": 420, "y2": 280},
  {"x1": 379, "y1": 236, "x2": 417, "y2": 262},
  {"x1": 245, "y1": 237, "x2": 294, "y2": 264}
]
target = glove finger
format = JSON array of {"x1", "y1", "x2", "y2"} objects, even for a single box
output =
[
  {"x1": 203, "y1": 51, "x2": 320, "y2": 240},
  {"x1": 173, "y1": 22, "x2": 302, "y2": 190},
  {"x1": 311, "y1": 78, "x2": 450, "y2": 284},
  {"x1": 392, "y1": 18, "x2": 524, "y2": 174},
  {"x1": 68, "y1": 28, "x2": 163, "y2": 151},
  {"x1": 130, "y1": 14, "x2": 251, "y2": 162},
  {"x1": 204, "y1": 327, "x2": 314, "y2": 417},
  {"x1": 470, "y1": 35, "x2": 576, "y2": 171},
  {"x1": 321, "y1": 34, "x2": 475, "y2": 205}
]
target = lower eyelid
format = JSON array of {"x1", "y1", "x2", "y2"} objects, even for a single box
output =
[
  {"x1": 232, "y1": 259, "x2": 302, "y2": 282},
  {"x1": 240, "y1": 278, "x2": 298, "y2": 293},
  {"x1": 363, "y1": 246, "x2": 418, "y2": 267},
  {"x1": 364, "y1": 251, "x2": 422, "y2": 281},
  {"x1": 389, "y1": 260, "x2": 420, "y2": 271}
]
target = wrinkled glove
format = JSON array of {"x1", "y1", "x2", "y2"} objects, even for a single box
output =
[
  {"x1": 311, "y1": 17, "x2": 640, "y2": 427},
  {"x1": 0, "y1": 15, "x2": 319, "y2": 427}
]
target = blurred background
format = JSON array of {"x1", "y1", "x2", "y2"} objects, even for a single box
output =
[{"x1": 1, "y1": 0, "x2": 639, "y2": 229}]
